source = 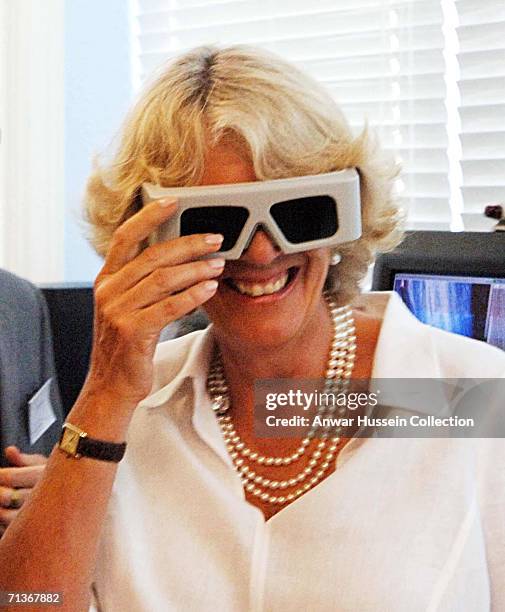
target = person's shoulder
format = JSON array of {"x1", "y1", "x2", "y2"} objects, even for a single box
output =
[
  {"x1": 0, "y1": 268, "x2": 40, "y2": 300},
  {"x1": 362, "y1": 291, "x2": 505, "y2": 379},
  {"x1": 430, "y1": 325, "x2": 505, "y2": 378},
  {"x1": 0, "y1": 268, "x2": 45, "y2": 317},
  {"x1": 387, "y1": 289, "x2": 505, "y2": 378}
]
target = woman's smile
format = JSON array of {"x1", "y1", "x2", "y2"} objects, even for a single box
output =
[{"x1": 220, "y1": 264, "x2": 299, "y2": 299}]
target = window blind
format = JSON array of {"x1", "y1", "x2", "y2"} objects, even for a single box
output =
[
  {"x1": 456, "y1": 0, "x2": 505, "y2": 216},
  {"x1": 133, "y1": 0, "x2": 451, "y2": 228}
]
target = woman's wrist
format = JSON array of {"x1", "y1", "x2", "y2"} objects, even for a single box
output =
[{"x1": 66, "y1": 385, "x2": 139, "y2": 443}]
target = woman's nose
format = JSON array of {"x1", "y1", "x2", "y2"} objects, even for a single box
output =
[{"x1": 240, "y1": 227, "x2": 281, "y2": 265}]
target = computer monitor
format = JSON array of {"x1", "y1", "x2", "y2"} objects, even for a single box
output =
[
  {"x1": 40, "y1": 283, "x2": 94, "y2": 415},
  {"x1": 372, "y1": 231, "x2": 505, "y2": 350}
]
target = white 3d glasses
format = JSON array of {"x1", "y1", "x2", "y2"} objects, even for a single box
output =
[{"x1": 141, "y1": 168, "x2": 361, "y2": 259}]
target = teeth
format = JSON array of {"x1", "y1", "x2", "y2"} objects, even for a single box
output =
[{"x1": 234, "y1": 273, "x2": 289, "y2": 297}]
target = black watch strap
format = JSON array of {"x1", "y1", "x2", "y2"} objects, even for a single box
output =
[{"x1": 77, "y1": 436, "x2": 126, "y2": 462}]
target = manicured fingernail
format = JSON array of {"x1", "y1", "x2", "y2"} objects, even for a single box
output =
[
  {"x1": 158, "y1": 198, "x2": 176, "y2": 207},
  {"x1": 208, "y1": 258, "x2": 225, "y2": 269},
  {"x1": 204, "y1": 234, "x2": 224, "y2": 245},
  {"x1": 203, "y1": 280, "x2": 219, "y2": 292}
]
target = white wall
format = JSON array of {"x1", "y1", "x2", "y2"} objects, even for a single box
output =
[{"x1": 64, "y1": 0, "x2": 133, "y2": 282}]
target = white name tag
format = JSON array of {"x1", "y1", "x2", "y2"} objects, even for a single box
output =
[{"x1": 28, "y1": 378, "x2": 57, "y2": 444}]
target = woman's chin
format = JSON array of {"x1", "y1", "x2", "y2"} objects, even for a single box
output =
[{"x1": 213, "y1": 315, "x2": 303, "y2": 352}]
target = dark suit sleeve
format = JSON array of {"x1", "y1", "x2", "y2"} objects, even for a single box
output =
[{"x1": 0, "y1": 270, "x2": 63, "y2": 466}]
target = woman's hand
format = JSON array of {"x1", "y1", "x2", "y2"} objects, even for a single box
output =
[
  {"x1": 84, "y1": 198, "x2": 224, "y2": 408},
  {"x1": 0, "y1": 447, "x2": 47, "y2": 537}
]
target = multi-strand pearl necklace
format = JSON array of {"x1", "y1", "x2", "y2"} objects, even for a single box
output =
[{"x1": 207, "y1": 291, "x2": 356, "y2": 506}]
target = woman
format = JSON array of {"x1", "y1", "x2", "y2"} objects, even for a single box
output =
[{"x1": 1, "y1": 46, "x2": 504, "y2": 611}]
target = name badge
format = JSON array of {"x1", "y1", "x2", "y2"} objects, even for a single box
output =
[{"x1": 28, "y1": 378, "x2": 57, "y2": 444}]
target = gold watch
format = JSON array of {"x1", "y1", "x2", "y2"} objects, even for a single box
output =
[{"x1": 59, "y1": 422, "x2": 126, "y2": 462}]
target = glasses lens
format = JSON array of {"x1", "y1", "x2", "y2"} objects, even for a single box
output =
[
  {"x1": 270, "y1": 196, "x2": 338, "y2": 244},
  {"x1": 180, "y1": 206, "x2": 249, "y2": 251}
]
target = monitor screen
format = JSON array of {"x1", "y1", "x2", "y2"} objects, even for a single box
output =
[{"x1": 393, "y1": 273, "x2": 505, "y2": 351}]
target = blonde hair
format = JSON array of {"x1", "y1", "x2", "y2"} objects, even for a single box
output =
[{"x1": 86, "y1": 45, "x2": 404, "y2": 304}]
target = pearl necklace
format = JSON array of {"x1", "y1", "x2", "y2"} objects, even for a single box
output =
[{"x1": 207, "y1": 291, "x2": 356, "y2": 505}]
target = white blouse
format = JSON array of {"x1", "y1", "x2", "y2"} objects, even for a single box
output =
[{"x1": 92, "y1": 293, "x2": 505, "y2": 611}]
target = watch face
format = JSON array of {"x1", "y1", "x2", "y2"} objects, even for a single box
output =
[{"x1": 60, "y1": 428, "x2": 80, "y2": 455}]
